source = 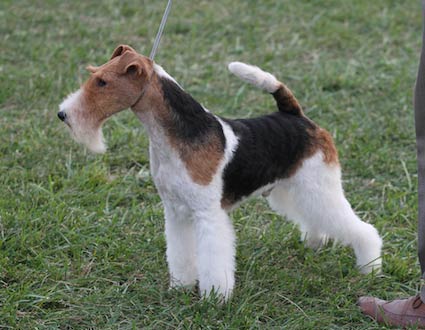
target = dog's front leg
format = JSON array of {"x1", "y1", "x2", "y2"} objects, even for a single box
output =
[
  {"x1": 164, "y1": 202, "x2": 197, "y2": 288},
  {"x1": 194, "y1": 208, "x2": 236, "y2": 301}
]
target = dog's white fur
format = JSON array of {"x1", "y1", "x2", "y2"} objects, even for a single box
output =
[
  {"x1": 228, "y1": 61, "x2": 281, "y2": 93},
  {"x1": 60, "y1": 58, "x2": 382, "y2": 301},
  {"x1": 267, "y1": 152, "x2": 382, "y2": 273}
]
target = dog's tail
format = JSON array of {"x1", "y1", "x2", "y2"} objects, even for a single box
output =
[{"x1": 228, "y1": 61, "x2": 303, "y2": 116}]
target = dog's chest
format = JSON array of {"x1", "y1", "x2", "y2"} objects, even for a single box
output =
[
  {"x1": 149, "y1": 142, "x2": 199, "y2": 201},
  {"x1": 148, "y1": 142, "x2": 223, "y2": 212}
]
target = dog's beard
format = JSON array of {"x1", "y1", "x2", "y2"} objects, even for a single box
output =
[{"x1": 68, "y1": 123, "x2": 107, "y2": 154}]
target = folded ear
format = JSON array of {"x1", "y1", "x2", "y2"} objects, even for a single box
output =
[
  {"x1": 116, "y1": 51, "x2": 152, "y2": 78},
  {"x1": 125, "y1": 61, "x2": 144, "y2": 76},
  {"x1": 110, "y1": 44, "x2": 137, "y2": 59}
]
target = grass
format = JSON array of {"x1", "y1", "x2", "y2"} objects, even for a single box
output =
[{"x1": 0, "y1": 0, "x2": 422, "y2": 328}]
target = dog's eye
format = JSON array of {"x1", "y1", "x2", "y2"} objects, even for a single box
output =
[{"x1": 97, "y1": 78, "x2": 107, "y2": 87}]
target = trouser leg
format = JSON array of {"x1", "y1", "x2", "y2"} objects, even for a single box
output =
[{"x1": 416, "y1": 0, "x2": 425, "y2": 301}]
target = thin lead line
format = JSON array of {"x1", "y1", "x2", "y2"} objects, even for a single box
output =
[{"x1": 149, "y1": 0, "x2": 172, "y2": 60}]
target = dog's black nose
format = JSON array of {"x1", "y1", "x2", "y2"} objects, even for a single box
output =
[{"x1": 57, "y1": 111, "x2": 66, "y2": 121}]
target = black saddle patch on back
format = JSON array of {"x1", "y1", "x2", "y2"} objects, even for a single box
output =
[{"x1": 222, "y1": 112, "x2": 316, "y2": 206}]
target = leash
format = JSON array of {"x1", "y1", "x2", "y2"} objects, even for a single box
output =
[
  {"x1": 131, "y1": 0, "x2": 172, "y2": 108},
  {"x1": 149, "y1": 0, "x2": 172, "y2": 60}
]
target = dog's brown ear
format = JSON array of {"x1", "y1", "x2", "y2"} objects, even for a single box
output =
[
  {"x1": 116, "y1": 51, "x2": 151, "y2": 78},
  {"x1": 86, "y1": 65, "x2": 99, "y2": 73},
  {"x1": 110, "y1": 44, "x2": 137, "y2": 60},
  {"x1": 124, "y1": 61, "x2": 144, "y2": 76}
]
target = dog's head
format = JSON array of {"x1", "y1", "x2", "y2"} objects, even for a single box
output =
[{"x1": 58, "y1": 45, "x2": 153, "y2": 153}]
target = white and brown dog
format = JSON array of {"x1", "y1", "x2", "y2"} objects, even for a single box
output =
[{"x1": 58, "y1": 45, "x2": 382, "y2": 301}]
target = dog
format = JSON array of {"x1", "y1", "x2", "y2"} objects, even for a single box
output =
[{"x1": 58, "y1": 45, "x2": 382, "y2": 301}]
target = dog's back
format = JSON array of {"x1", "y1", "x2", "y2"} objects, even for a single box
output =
[{"x1": 222, "y1": 62, "x2": 339, "y2": 206}]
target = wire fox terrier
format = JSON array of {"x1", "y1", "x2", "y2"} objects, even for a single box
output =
[{"x1": 58, "y1": 45, "x2": 382, "y2": 301}]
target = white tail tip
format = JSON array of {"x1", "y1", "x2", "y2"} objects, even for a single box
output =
[{"x1": 228, "y1": 61, "x2": 281, "y2": 93}]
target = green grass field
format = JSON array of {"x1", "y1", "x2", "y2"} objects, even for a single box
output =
[{"x1": 0, "y1": 0, "x2": 423, "y2": 328}]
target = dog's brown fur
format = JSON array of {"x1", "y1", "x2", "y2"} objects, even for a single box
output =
[
  {"x1": 177, "y1": 135, "x2": 224, "y2": 185},
  {"x1": 77, "y1": 46, "x2": 153, "y2": 134}
]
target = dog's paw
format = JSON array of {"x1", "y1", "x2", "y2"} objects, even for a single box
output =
[
  {"x1": 301, "y1": 232, "x2": 329, "y2": 250},
  {"x1": 358, "y1": 257, "x2": 382, "y2": 275}
]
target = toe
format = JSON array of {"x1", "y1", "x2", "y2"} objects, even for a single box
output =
[{"x1": 357, "y1": 296, "x2": 386, "y2": 317}]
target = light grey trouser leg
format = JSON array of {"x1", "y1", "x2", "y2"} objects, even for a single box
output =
[{"x1": 417, "y1": 0, "x2": 425, "y2": 301}]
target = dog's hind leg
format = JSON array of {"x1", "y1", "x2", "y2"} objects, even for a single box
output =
[
  {"x1": 266, "y1": 183, "x2": 329, "y2": 250},
  {"x1": 267, "y1": 152, "x2": 382, "y2": 273},
  {"x1": 164, "y1": 202, "x2": 198, "y2": 288}
]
